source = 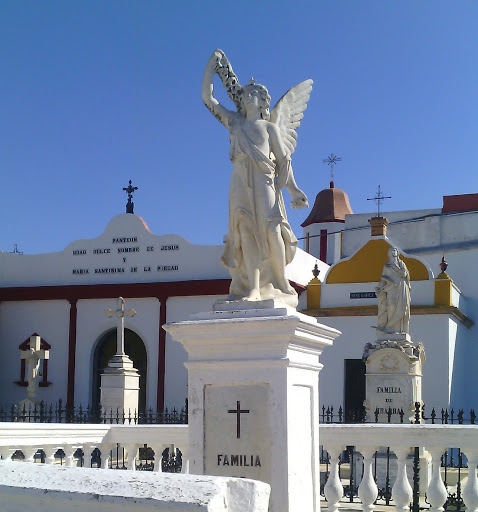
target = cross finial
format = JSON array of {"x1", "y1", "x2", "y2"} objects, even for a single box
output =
[
  {"x1": 367, "y1": 185, "x2": 391, "y2": 218},
  {"x1": 106, "y1": 297, "x2": 136, "y2": 356},
  {"x1": 11, "y1": 244, "x2": 23, "y2": 255},
  {"x1": 248, "y1": 77, "x2": 256, "y2": 85},
  {"x1": 123, "y1": 180, "x2": 138, "y2": 214},
  {"x1": 323, "y1": 153, "x2": 342, "y2": 188}
]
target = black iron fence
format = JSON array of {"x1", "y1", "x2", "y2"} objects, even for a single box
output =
[
  {"x1": 0, "y1": 399, "x2": 188, "y2": 424},
  {"x1": 321, "y1": 404, "x2": 476, "y2": 425},
  {"x1": 320, "y1": 403, "x2": 475, "y2": 511}
]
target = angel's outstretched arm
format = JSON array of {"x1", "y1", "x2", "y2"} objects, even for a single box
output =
[
  {"x1": 269, "y1": 124, "x2": 308, "y2": 209},
  {"x1": 202, "y1": 50, "x2": 235, "y2": 129},
  {"x1": 284, "y1": 165, "x2": 308, "y2": 209}
]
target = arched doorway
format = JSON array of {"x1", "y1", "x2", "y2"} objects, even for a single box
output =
[{"x1": 92, "y1": 328, "x2": 147, "y2": 412}]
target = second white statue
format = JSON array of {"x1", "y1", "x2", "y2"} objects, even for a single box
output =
[{"x1": 202, "y1": 49, "x2": 312, "y2": 308}]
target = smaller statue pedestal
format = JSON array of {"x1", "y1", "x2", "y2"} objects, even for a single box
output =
[
  {"x1": 100, "y1": 354, "x2": 140, "y2": 417},
  {"x1": 18, "y1": 398, "x2": 39, "y2": 412},
  {"x1": 363, "y1": 335, "x2": 425, "y2": 424},
  {"x1": 363, "y1": 336, "x2": 430, "y2": 495},
  {"x1": 164, "y1": 299, "x2": 340, "y2": 512}
]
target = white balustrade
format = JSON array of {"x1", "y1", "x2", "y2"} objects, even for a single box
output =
[
  {"x1": 324, "y1": 445, "x2": 344, "y2": 512},
  {"x1": 427, "y1": 447, "x2": 448, "y2": 512},
  {"x1": 0, "y1": 423, "x2": 189, "y2": 474},
  {"x1": 357, "y1": 446, "x2": 379, "y2": 511},
  {"x1": 321, "y1": 424, "x2": 478, "y2": 511},
  {"x1": 3, "y1": 420, "x2": 477, "y2": 511},
  {"x1": 463, "y1": 449, "x2": 478, "y2": 512},
  {"x1": 391, "y1": 446, "x2": 413, "y2": 512}
]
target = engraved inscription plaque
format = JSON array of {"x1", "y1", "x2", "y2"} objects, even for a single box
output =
[{"x1": 204, "y1": 384, "x2": 271, "y2": 483}]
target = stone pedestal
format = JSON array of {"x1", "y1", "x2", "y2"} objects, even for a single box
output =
[
  {"x1": 100, "y1": 354, "x2": 140, "y2": 416},
  {"x1": 18, "y1": 398, "x2": 38, "y2": 411},
  {"x1": 164, "y1": 299, "x2": 340, "y2": 512},
  {"x1": 363, "y1": 334, "x2": 425, "y2": 423},
  {"x1": 363, "y1": 336, "x2": 430, "y2": 494}
]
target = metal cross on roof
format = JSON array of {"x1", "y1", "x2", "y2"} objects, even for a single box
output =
[
  {"x1": 323, "y1": 153, "x2": 342, "y2": 188},
  {"x1": 367, "y1": 185, "x2": 391, "y2": 218},
  {"x1": 123, "y1": 180, "x2": 138, "y2": 214},
  {"x1": 11, "y1": 244, "x2": 23, "y2": 255}
]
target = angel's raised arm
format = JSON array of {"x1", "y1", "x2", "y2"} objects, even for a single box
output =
[{"x1": 202, "y1": 50, "x2": 236, "y2": 130}]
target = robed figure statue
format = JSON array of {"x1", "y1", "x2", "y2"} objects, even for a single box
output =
[
  {"x1": 202, "y1": 49, "x2": 312, "y2": 308},
  {"x1": 375, "y1": 246, "x2": 411, "y2": 335}
]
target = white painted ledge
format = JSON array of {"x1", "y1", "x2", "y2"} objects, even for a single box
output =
[{"x1": 0, "y1": 461, "x2": 270, "y2": 512}]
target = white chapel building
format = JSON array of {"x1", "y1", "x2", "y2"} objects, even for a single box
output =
[
  {"x1": 301, "y1": 181, "x2": 477, "y2": 418},
  {"x1": 1, "y1": 182, "x2": 477, "y2": 417},
  {"x1": 0, "y1": 204, "x2": 316, "y2": 412}
]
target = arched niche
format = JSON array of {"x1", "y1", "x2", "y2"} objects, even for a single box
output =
[{"x1": 92, "y1": 328, "x2": 147, "y2": 412}]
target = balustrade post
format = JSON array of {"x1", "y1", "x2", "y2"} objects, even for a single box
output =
[
  {"x1": 83, "y1": 444, "x2": 93, "y2": 468},
  {"x1": 0, "y1": 450, "x2": 11, "y2": 461},
  {"x1": 177, "y1": 445, "x2": 189, "y2": 474},
  {"x1": 20, "y1": 446, "x2": 38, "y2": 463},
  {"x1": 462, "y1": 449, "x2": 478, "y2": 512},
  {"x1": 426, "y1": 447, "x2": 448, "y2": 512},
  {"x1": 324, "y1": 445, "x2": 344, "y2": 512},
  {"x1": 124, "y1": 443, "x2": 139, "y2": 471},
  {"x1": 63, "y1": 445, "x2": 77, "y2": 467},
  {"x1": 391, "y1": 446, "x2": 413, "y2": 512},
  {"x1": 100, "y1": 443, "x2": 114, "y2": 469},
  {"x1": 43, "y1": 446, "x2": 58, "y2": 465},
  {"x1": 357, "y1": 446, "x2": 379, "y2": 511},
  {"x1": 152, "y1": 444, "x2": 165, "y2": 472}
]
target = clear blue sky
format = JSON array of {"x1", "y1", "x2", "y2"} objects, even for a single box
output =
[{"x1": 2, "y1": 1, "x2": 477, "y2": 254}]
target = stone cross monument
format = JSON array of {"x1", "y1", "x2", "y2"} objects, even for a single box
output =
[
  {"x1": 100, "y1": 297, "x2": 140, "y2": 416},
  {"x1": 20, "y1": 335, "x2": 49, "y2": 406}
]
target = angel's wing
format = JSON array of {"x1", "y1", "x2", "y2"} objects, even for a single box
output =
[{"x1": 270, "y1": 79, "x2": 313, "y2": 157}]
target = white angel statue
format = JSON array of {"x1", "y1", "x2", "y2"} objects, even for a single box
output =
[{"x1": 202, "y1": 49, "x2": 312, "y2": 308}]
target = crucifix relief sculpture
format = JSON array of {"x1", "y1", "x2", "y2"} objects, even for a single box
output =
[
  {"x1": 202, "y1": 49, "x2": 312, "y2": 308},
  {"x1": 20, "y1": 335, "x2": 49, "y2": 402}
]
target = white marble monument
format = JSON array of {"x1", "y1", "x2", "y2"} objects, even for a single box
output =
[
  {"x1": 20, "y1": 335, "x2": 49, "y2": 407},
  {"x1": 163, "y1": 50, "x2": 340, "y2": 512},
  {"x1": 100, "y1": 297, "x2": 140, "y2": 416},
  {"x1": 202, "y1": 49, "x2": 311, "y2": 308},
  {"x1": 364, "y1": 246, "x2": 425, "y2": 423},
  {"x1": 164, "y1": 300, "x2": 340, "y2": 512}
]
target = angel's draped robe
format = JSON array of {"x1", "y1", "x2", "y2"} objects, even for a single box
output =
[{"x1": 221, "y1": 115, "x2": 298, "y2": 302}]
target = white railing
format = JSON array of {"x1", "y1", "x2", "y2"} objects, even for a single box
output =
[
  {"x1": 0, "y1": 423, "x2": 189, "y2": 472},
  {"x1": 321, "y1": 424, "x2": 478, "y2": 512}
]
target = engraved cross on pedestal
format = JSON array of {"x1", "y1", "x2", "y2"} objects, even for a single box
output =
[
  {"x1": 106, "y1": 297, "x2": 136, "y2": 356},
  {"x1": 228, "y1": 401, "x2": 250, "y2": 438}
]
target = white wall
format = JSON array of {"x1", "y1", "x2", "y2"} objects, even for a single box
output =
[
  {"x1": 164, "y1": 295, "x2": 227, "y2": 409},
  {"x1": 303, "y1": 222, "x2": 343, "y2": 265},
  {"x1": 75, "y1": 297, "x2": 160, "y2": 408},
  {"x1": 0, "y1": 300, "x2": 70, "y2": 406},
  {"x1": 318, "y1": 314, "x2": 461, "y2": 413}
]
